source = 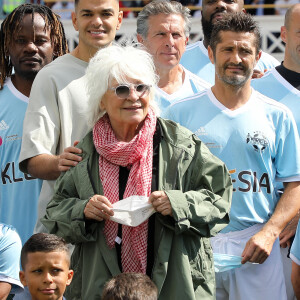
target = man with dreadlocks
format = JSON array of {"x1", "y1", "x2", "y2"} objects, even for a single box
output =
[
  {"x1": 19, "y1": 0, "x2": 123, "y2": 234},
  {"x1": 0, "y1": 3, "x2": 68, "y2": 246}
]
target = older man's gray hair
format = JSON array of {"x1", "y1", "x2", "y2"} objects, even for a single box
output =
[{"x1": 137, "y1": 0, "x2": 191, "y2": 39}]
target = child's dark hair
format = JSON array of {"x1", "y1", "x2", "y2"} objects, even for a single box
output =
[
  {"x1": 21, "y1": 233, "x2": 70, "y2": 269},
  {"x1": 102, "y1": 273, "x2": 158, "y2": 300}
]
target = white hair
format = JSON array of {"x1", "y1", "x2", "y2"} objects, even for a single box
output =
[{"x1": 85, "y1": 44, "x2": 159, "y2": 127}]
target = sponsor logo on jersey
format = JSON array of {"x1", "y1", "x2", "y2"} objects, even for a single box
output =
[
  {"x1": 0, "y1": 120, "x2": 9, "y2": 131},
  {"x1": 229, "y1": 169, "x2": 271, "y2": 194},
  {"x1": 205, "y1": 142, "x2": 222, "y2": 149},
  {"x1": 1, "y1": 161, "x2": 37, "y2": 184},
  {"x1": 246, "y1": 131, "x2": 269, "y2": 152},
  {"x1": 0, "y1": 134, "x2": 21, "y2": 147},
  {"x1": 6, "y1": 134, "x2": 21, "y2": 142},
  {"x1": 195, "y1": 127, "x2": 207, "y2": 136}
]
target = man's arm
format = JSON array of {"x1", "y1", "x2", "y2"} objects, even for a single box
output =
[
  {"x1": 280, "y1": 210, "x2": 300, "y2": 248},
  {"x1": 0, "y1": 282, "x2": 11, "y2": 300},
  {"x1": 241, "y1": 181, "x2": 300, "y2": 264},
  {"x1": 26, "y1": 143, "x2": 82, "y2": 180}
]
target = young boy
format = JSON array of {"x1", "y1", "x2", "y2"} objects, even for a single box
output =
[
  {"x1": 19, "y1": 233, "x2": 73, "y2": 300},
  {"x1": 102, "y1": 273, "x2": 158, "y2": 300}
]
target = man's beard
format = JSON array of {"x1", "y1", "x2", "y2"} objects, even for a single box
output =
[
  {"x1": 15, "y1": 68, "x2": 39, "y2": 81},
  {"x1": 216, "y1": 62, "x2": 253, "y2": 87},
  {"x1": 201, "y1": 9, "x2": 227, "y2": 43},
  {"x1": 201, "y1": 17, "x2": 213, "y2": 42}
]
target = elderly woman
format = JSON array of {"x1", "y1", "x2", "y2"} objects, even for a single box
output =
[{"x1": 42, "y1": 45, "x2": 232, "y2": 300}]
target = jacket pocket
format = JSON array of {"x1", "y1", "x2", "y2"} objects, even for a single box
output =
[
  {"x1": 188, "y1": 237, "x2": 214, "y2": 289},
  {"x1": 189, "y1": 250, "x2": 206, "y2": 287}
]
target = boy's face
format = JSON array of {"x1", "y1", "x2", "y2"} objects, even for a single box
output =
[{"x1": 19, "y1": 251, "x2": 73, "y2": 300}]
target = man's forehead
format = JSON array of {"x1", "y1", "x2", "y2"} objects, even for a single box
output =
[
  {"x1": 218, "y1": 31, "x2": 256, "y2": 46},
  {"x1": 148, "y1": 14, "x2": 185, "y2": 28},
  {"x1": 15, "y1": 13, "x2": 48, "y2": 32},
  {"x1": 289, "y1": 7, "x2": 300, "y2": 26},
  {"x1": 76, "y1": 0, "x2": 119, "y2": 10},
  {"x1": 202, "y1": 0, "x2": 244, "y2": 9}
]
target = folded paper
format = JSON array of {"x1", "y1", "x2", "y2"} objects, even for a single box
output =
[{"x1": 110, "y1": 195, "x2": 155, "y2": 227}]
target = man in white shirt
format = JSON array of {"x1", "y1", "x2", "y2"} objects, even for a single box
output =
[{"x1": 19, "y1": 0, "x2": 123, "y2": 233}]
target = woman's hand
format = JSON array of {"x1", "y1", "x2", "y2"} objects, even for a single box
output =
[
  {"x1": 84, "y1": 195, "x2": 114, "y2": 221},
  {"x1": 149, "y1": 191, "x2": 173, "y2": 216}
]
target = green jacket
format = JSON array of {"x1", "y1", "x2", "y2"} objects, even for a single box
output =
[{"x1": 42, "y1": 118, "x2": 232, "y2": 300}]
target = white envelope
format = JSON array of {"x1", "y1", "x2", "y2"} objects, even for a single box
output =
[{"x1": 110, "y1": 195, "x2": 155, "y2": 227}]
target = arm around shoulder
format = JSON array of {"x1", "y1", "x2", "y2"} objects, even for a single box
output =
[{"x1": 25, "y1": 154, "x2": 60, "y2": 180}]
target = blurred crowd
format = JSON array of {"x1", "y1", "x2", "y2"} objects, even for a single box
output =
[{"x1": 2, "y1": 0, "x2": 299, "y2": 19}]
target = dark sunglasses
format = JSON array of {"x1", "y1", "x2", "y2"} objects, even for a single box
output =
[{"x1": 109, "y1": 83, "x2": 151, "y2": 99}]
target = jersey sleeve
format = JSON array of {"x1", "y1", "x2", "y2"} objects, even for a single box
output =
[
  {"x1": 275, "y1": 107, "x2": 300, "y2": 182},
  {"x1": 19, "y1": 67, "x2": 61, "y2": 173},
  {"x1": 255, "y1": 52, "x2": 280, "y2": 72},
  {"x1": 0, "y1": 224, "x2": 23, "y2": 294}
]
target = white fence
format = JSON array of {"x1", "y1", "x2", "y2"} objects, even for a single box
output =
[{"x1": 1, "y1": 16, "x2": 286, "y2": 61}]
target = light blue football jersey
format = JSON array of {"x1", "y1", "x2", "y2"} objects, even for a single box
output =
[
  {"x1": 155, "y1": 66, "x2": 211, "y2": 113},
  {"x1": 291, "y1": 220, "x2": 300, "y2": 265},
  {"x1": 0, "y1": 79, "x2": 42, "y2": 245},
  {"x1": 252, "y1": 69, "x2": 300, "y2": 195},
  {"x1": 0, "y1": 223, "x2": 23, "y2": 294},
  {"x1": 180, "y1": 40, "x2": 280, "y2": 85},
  {"x1": 164, "y1": 88, "x2": 300, "y2": 232},
  {"x1": 251, "y1": 68, "x2": 300, "y2": 134}
]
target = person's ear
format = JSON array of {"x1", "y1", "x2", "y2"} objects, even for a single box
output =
[
  {"x1": 137, "y1": 34, "x2": 144, "y2": 44},
  {"x1": 52, "y1": 44, "x2": 59, "y2": 58},
  {"x1": 281, "y1": 26, "x2": 287, "y2": 44},
  {"x1": 208, "y1": 45, "x2": 215, "y2": 65},
  {"x1": 66, "y1": 270, "x2": 74, "y2": 286},
  {"x1": 185, "y1": 36, "x2": 188, "y2": 46},
  {"x1": 255, "y1": 50, "x2": 262, "y2": 66},
  {"x1": 116, "y1": 11, "x2": 123, "y2": 30},
  {"x1": 19, "y1": 271, "x2": 27, "y2": 286},
  {"x1": 72, "y1": 11, "x2": 78, "y2": 31},
  {"x1": 100, "y1": 100, "x2": 106, "y2": 111}
]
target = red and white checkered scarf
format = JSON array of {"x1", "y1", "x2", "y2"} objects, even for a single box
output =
[{"x1": 92, "y1": 108, "x2": 156, "y2": 273}]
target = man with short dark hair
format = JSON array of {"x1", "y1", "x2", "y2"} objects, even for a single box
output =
[
  {"x1": 252, "y1": 5, "x2": 300, "y2": 299},
  {"x1": 19, "y1": 0, "x2": 123, "y2": 233},
  {"x1": 137, "y1": 0, "x2": 210, "y2": 112},
  {"x1": 180, "y1": 0, "x2": 279, "y2": 84},
  {"x1": 164, "y1": 12, "x2": 300, "y2": 300},
  {"x1": 0, "y1": 3, "x2": 68, "y2": 245}
]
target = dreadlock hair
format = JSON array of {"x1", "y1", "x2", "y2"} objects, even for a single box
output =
[{"x1": 0, "y1": 3, "x2": 69, "y2": 89}]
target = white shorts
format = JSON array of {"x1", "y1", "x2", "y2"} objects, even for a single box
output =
[
  {"x1": 281, "y1": 247, "x2": 296, "y2": 300},
  {"x1": 211, "y1": 224, "x2": 287, "y2": 300}
]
